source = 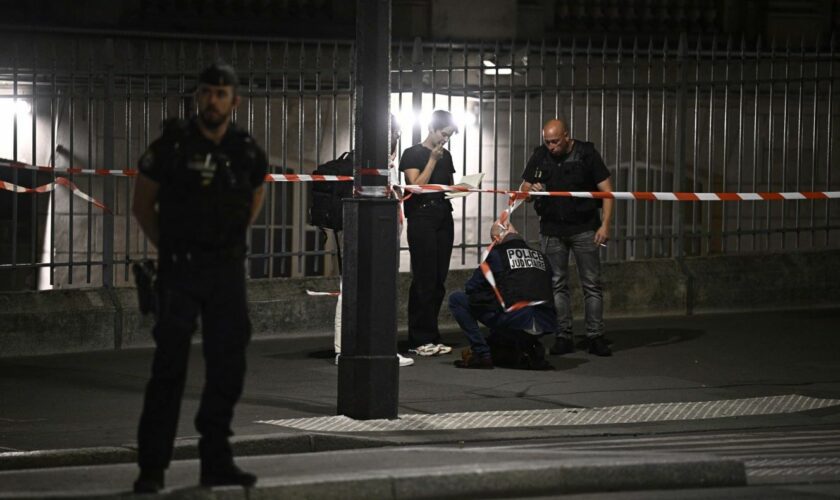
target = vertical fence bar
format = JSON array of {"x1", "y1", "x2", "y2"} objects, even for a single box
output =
[
  {"x1": 628, "y1": 37, "x2": 638, "y2": 259},
  {"x1": 644, "y1": 37, "x2": 653, "y2": 258},
  {"x1": 142, "y1": 43, "x2": 150, "y2": 260},
  {"x1": 765, "y1": 38, "x2": 776, "y2": 250},
  {"x1": 751, "y1": 37, "x2": 761, "y2": 250},
  {"x1": 614, "y1": 37, "x2": 623, "y2": 259},
  {"x1": 826, "y1": 34, "x2": 835, "y2": 243},
  {"x1": 720, "y1": 36, "x2": 731, "y2": 254},
  {"x1": 411, "y1": 37, "x2": 422, "y2": 145},
  {"x1": 31, "y1": 46, "x2": 39, "y2": 275},
  {"x1": 539, "y1": 40, "x2": 545, "y2": 133},
  {"x1": 520, "y1": 40, "x2": 531, "y2": 180},
  {"x1": 809, "y1": 36, "x2": 819, "y2": 247},
  {"x1": 280, "y1": 41, "x2": 289, "y2": 275},
  {"x1": 736, "y1": 36, "x2": 746, "y2": 252},
  {"x1": 264, "y1": 42, "x2": 272, "y2": 278},
  {"x1": 11, "y1": 44, "x2": 19, "y2": 273},
  {"x1": 50, "y1": 47, "x2": 57, "y2": 285},
  {"x1": 85, "y1": 44, "x2": 94, "y2": 284},
  {"x1": 705, "y1": 36, "x2": 715, "y2": 255},
  {"x1": 102, "y1": 39, "x2": 116, "y2": 287},
  {"x1": 461, "y1": 43, "x2": 472, "y2": 264},
  {"x1": 297, "y1": 42, "x2": 305, "y2": 274},
  {"x1": 584, "y1": 37, "x2": 590, "y2": 139},
  {"x1": 124, "y1": 41, "x2": 133, "y2": 282},
  {"x1": 795, "y1": 37, "x2": 805, "y2": 249},
  {"x1": 554, "y1": 39, "x2": 561, "y2": 120},
  {"x1": 690, "y1": 36, "x2": 701, "y2": 255},
  {"x1": 673, "y1": 33, "x2": 687, "y2": 260},
  {"x1": 781, "y1": 38, "x2": 791, "y2": 249}
]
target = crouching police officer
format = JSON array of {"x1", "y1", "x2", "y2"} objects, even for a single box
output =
[
  {"x1": 131, "y1": 62, "x2": 267, "y2": 494},
  {"x1": 448, "y1": 222, "x2": 557, "y2": 369}
]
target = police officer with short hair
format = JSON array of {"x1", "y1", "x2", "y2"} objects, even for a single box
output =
[
  {"x1": 131, "y1": 62, "x2": 267, "y2": 493},
  {"x1": 448, "y1": 222, "x2": 556, "y2": 368},
  {"x1": 519, "y1": 118, "x2": 613, "y2": 357}
]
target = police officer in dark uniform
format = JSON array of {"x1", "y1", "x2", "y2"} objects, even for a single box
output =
[
  {"x1": 519, "y1": 118, "x2": 613, "y2": 357},
  {"x1": 131, "y1": 62, "x2": 267, "y2": 493},
  {"x1": 448, "y1": 222, "x2": 556, "y2": 368}
]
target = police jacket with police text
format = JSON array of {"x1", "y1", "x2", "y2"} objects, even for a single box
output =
[
  {"x1": 466, "y1": 235, "x2": 554, "y2": 311},
  {"x1": 138, "y1": 118, "x2": 268, "y2": 262}
]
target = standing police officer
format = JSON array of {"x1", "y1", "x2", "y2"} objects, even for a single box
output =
[
  {"x1": 131, "y1": 62, "x2": 267, "y2": 493},
  {"x1": 519, "y1": 118, "x2": 614, "y2": 357}
]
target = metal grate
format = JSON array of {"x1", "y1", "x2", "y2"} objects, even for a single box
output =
[{"x1": 258, "y1": 394, "x2": 840, "y2": 432}]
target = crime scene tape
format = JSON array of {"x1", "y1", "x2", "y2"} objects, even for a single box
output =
[
  {"x1": 402, "y1": 183, "x2": 840, "y2": 201},
  {"x1": 0, "y1": 177, "x2": 110, "y2": 212}
]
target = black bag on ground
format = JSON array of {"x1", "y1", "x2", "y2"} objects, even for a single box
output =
[
  {"x1": 308, "y1": 152, "x2": 353, "y2": 231},
  {"x1": 488, "y1": 329, "x2": 553, "y2": 370}
]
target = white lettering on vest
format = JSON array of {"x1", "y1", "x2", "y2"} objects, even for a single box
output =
[{"x1": 506, "y1": 248, "x2": 546, "y2": 271}]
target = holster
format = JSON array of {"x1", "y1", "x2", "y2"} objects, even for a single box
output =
[{"x1": 132, "y1": 259, "x2": 158, "y2": 316}]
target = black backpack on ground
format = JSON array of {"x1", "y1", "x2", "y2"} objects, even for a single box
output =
[
  {"x1": 308, "y1": 152, "x2": 353, "y2": 231},
  {"x1": 488, "y1": 329, "x2": 553, "y2": 370}
]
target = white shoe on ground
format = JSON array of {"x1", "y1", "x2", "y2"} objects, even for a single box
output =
[
  {"x1": 435, "y1": 344, "x2": 453, "y2": 355},
  {"x1": 398, "y1": 354, "x2": 415, "y2": 366},
  {"x1": 408, "y1": 343, "x2": 441, "y2": 356},
  {"x1": 337, "y1": 352, "x2": 414, "y2": 367}
]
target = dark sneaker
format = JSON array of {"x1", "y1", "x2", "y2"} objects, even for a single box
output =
[
  {"x1": 133, "y1": 468, "x2": 164, "y2": 494},
  {"x1": 454, "y1": 350, "x2": 494, "y2": 369},
  {"x1": 200, "y1": 465, "x2": 257, "y2": 488},
  {"x1": 588, "y1": 335, "x2": 612, "y2": 357},
  {"x1": 549, "y1": 337, "x2": 575, "y2": 355}
]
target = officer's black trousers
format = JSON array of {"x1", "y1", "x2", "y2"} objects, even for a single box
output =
[
  {"x1": 406, "y1": 207, "x2": 454, "y2": 347},
  {"x1": 137, "y1": 261, "x2": 251, "y2": 471}
]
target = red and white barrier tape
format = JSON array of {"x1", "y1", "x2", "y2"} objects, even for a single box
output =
[
  {"x1": 402, "y1": 183, "x2": 840, "y2": 201},
  {"x1": 0, "y1": 177, "x2": 110, "y2": 212}
]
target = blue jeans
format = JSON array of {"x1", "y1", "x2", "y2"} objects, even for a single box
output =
[
  {"x1": 448, "y1": 291, "x2": 554, "y2": 357},
  {"x1": 540, "y1": 231, "x2": 604, "y2": 339}
]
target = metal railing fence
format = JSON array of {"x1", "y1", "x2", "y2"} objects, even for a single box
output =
[{"x1": 1, "y1": 30, "x2": 838, "y2": 290}]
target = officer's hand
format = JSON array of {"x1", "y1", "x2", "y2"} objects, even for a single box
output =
[
  {"x1": 529, "y1": 182, "x2": 545, "y2": 192},
  {"x1": 594, "y1": 225, "x2": 610, "y2": 246}
]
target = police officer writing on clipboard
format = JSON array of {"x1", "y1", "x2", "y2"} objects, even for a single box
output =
[{"x1": 131, "y1": 62, "x2": 267, "y2": 493}]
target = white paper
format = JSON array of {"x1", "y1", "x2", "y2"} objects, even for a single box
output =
[{"x1": 445, "y1": 172, "x2": 485, "y2": 199}]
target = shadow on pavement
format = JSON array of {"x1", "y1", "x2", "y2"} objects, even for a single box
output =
[{"x1": 601, "y1": 328, "x2": 705, "y2": 353}]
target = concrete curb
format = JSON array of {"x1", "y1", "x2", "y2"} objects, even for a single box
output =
[
  {"x1": 0, "y1": 433, "x2": 394, "y2": 472},
  {"x1": 249, "y1": 457, "x2": 747, "y2": 500},
  {"x1": 0, "y1": 449, "x2": 747, "y2": 499}
]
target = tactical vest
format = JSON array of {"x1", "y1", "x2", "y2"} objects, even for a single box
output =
[
  {"x1": 494, "y1": 238, "x2": 554, "y2": 307},
  {"x1": 155, "y1": 119, "x2": 258, "y2": 261},
  {"x1": 533, "y1": 141, "x2": 602, "y2": 224}
]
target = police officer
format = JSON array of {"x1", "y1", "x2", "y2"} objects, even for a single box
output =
[
  {"x1": 448, "y1": 222, "x2": 556, "y2": 368},
  {"x1": 519, "y1": 118, "x2": 613, "y2": 357},
  {"x1": 131, "y1": 62, "x2": 267, "y2": 493}
]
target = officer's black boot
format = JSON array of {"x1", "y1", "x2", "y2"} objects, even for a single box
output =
[
  {"x1": 549, "y1": 336, "x2": 575, "y2": 355},
  {"x1": 588, "y1": 335, "x2": 612, "y2": 356},
  {"x1": 133, "y1": 468, "x2": 164, "y2": 494},
  {"x1": 199, "y1": 438, "x2": 257, "y2": 488},
  {"x1": 200, "y1": 463, "x2": 257, "y2": 488}
]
